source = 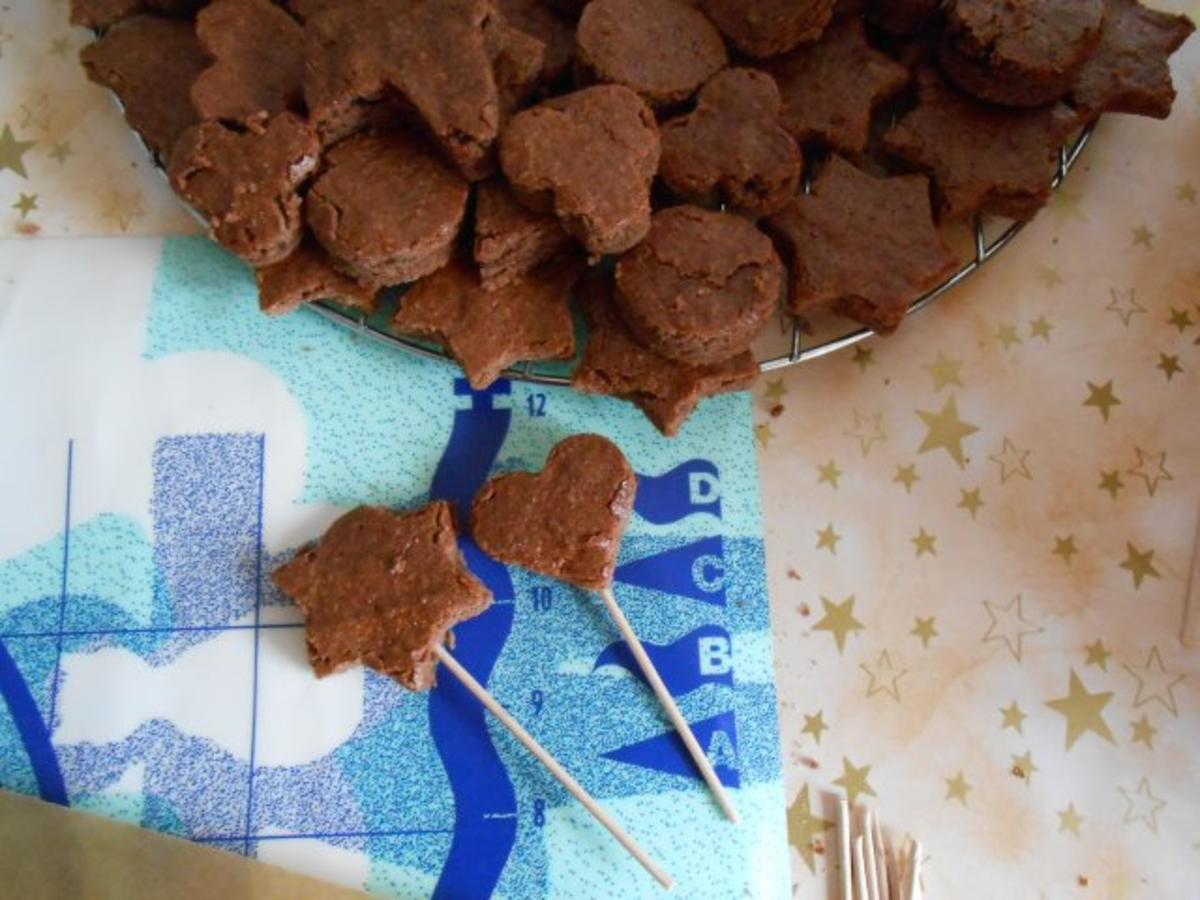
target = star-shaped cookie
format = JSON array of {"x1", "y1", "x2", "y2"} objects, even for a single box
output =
[
  {"x1": 272, "y1": 503, "x2": 493, "y2": 692},
  {"x1": 256, "y1": 237, "x2": 380, "y2": 316},
  {"x1": 765, "y1": 155, "x2": 957, "y2": 334}
]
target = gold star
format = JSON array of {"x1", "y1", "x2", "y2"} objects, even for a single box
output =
[
  {"x1": 1178, "y1": 181, "x2": 1198, "y2": 204},
  {"x1": 0, "y1": 124, "x2": 36, "y2": 179},
  {"x1": 1119, "y1": 542, "x2": 1160, "y2": 589},
  {"x1": 11, "y1": 193, "x2": 37, "y2": 219},
  {"x1": 815, "y1": 523, "x2": 842, "y2": 555},
  {"x1": 893, "y1": 464, "x2": 919, "y2": 493},
  {"x1": 1167, "y1": 307, "x2": 1194, "y2": 332},
  {"x1": 764, "y1": 378, "x2": 786, "y2": 402},
  {"x1": 911, "y1": 527, "x2": 936, "y2": 557},
  {"x1": 1083, "y1": 380, "x2": 1121, "y2": 422},
  {"x1": 1011, "y1": 750, "x2": 1037, "y2": 784},
  {"x1": 860, "y1": 649, "x2": 906, "y2": 701},
  {"x1": 911, "y1": 616, "x2": 938, "y2": 648},
  {"x1": 833, "y1": 757, "x2": 876, "y2": 806},
  {"x1": 1106, "y1": 288, "x2": 1146, "y2": 327},
  {"x1": 755, "y1": 422, "x2": 774, "y2": 448},
  {"x1": 801, "y1": 711, "x2": 828, "y2": 744},
  {"x1": 787, "y1": 784, "x2": 834, "y2": 873},
  {"x1": 1119, "y1": 778, "x2": 1165, "y2": 834},
  {"x1": 1052, "y1": 535, "x2": 1079, "y2": 565},
  {"x1": 1045, "y1": 669, "x2": 1115, "y2": 750},
  {"x1": 958, "y1": 487, "x2": 984, "y2": 518},
  {"x1": 1029, "y1": 315, "x2": 1054, "y2": 341},
  {"x1": 1058, "y1": 804, "x2": 1084, "y2": 837},
  {"x1": 988, "y1": 437, "x2": 1032, "y2": 483},
  {"x1": 1084, "y1": 639, "x2": 1111, "y2": 671},
  {"x1": 1127, "y1": 447, "x2": 1174, "y2": 497},
  {"x1": 1123, "y1": 646, "x2": 1185, "y2": 717},
  {"x1": 851, "y1": 344, "x2": 876, "y2": 373},
  {"x1": 916, "y1": 395, "x2": 979, "y2": 468},
  {"x1": 945, "y1": 771, "x2": 971, "y2": 805},
  {"x1": 1000, "y1": 701, "x2": 1027, "y2": 733},
  {"x1": 813, "y1": 595, "x2": 864, "y2": 653},
  {"x1": 1130, "y1": 715, "x2": 1158, "y2": 750},
  {"x1": 49, "y1": 141, "x2": 72, "y2": 165},
  {"x1": 1157, "y1": 353, "x2": 1183, "y2": 381},
  {"x1": 1098, "y1": 469, "x2": 1124, "y2": 499},
  {"x1": 923, "y1": 352, "x2": 964, "y2": 391},
  {"x1": 49, "y1": 36, "x2": 71, "y2": 58},
  {"x1": 844, "y1": 409, "x2": 888, "y2": 456},
  {"x1": 982, "y1": 595, "x2": 1043, "y2": 662},
  {"x1": 994, "y1": 323, "x2": 1022, "y2": 349},
  {"x1": 98, "y1": 188, "x2": 145, "y2": 232},
  {"x1": 816, "y1": 459, "x2": 842, "y2": 489},
  {"x1": 1130, "y1": 224, "x2": 1155, "y2": 248},
  {"x1": 1036, "y1": 264, "x2": 1063, "y2": 289},
  {"x1": 1053, "y1": 187, "x2": 1085, "y2": 221}
]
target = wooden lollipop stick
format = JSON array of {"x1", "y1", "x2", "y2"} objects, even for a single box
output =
[
  {"x1": 862, "y1": 809, "x2": 881, "y2": 900},
  {"x1": 906, "y1": 841, "x2": 923, "y2": 900},
  {"x1": 434, "y1": 645, "x2": 675, "y2": 890},
  {"x1": 1182, "y1": 499, "x2": 1200, "y2": 647},
  {"x1": 838, "y1": 798, "x2": 853, "y2": 900},
  {"x1": 853, "y1": 836, "x2": 869, "y2": 900},
  {"x1": 598, "y1": 586, "x2": 741, "y2": 823}
]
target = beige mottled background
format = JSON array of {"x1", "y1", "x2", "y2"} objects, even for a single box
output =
[{"x1": 1, "y1": 2, "x2": 1198, "y2": 898}]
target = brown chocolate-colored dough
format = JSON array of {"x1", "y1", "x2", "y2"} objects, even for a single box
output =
[
  {"x1": 1071, "y1": 0, "x2": 1195, "y2": 120},
  {"x1": 500, "y1": 85, "x2": 660, "y2": 256},
  {"x1": 305, "y1": 130, "x2": 469, "y2": 284},
  {"x1": 192, "y1": 0, "x2": 305, "y2": 125},
  {"x1": 576, "y1": 0, "x2": 728, "y2": 108},
  {"x1": 498, "y1": 0, "x2": 575, "y2": 83},
  {"x1": 573, "y1": 272, "x2": 758, "y2": 436},
  {"x1": 659, "y1": 68, "x2": 801, "y2": 216},
  {"x1": 474, "y1": 178, "x2": 572, "y2": 291},
  {"x1": 940, "y1": 0, "x2": 1105, "y2": 108},
  {"x1": 868, "y1": 0, "x2": 941, "y2": 35},
  {"x1": 484, "y1": 10, "x2": 546, "y2": 118},
  {"x1": 256, "y1": 237, "x2": 380, "y2": 316},
  {"x1": 472, "y1": 434, "x2": 637, "y2": 591},
  {"x1": 80, "y1": 16, "x2": 209, "y2": 158},
  {"x1": 882, "y1": 68, "x2": 1079, "y2": 222},
  {"x1": 765, "y1": 155, "x2": 958, "y2": 334},
  {"x1": 614, "y1": 205, "x2": 782, "y2": 365},
  {"x1": 70, "y1": 0, "x2": 206, "y2": 28},
  {"x1": 168, "y1": 113, "x2": 319, "y2": 266},
  {"x1": 393, "y1": 255, "x2": 582, "y2": 390},
  {"x1": 766, "y1": 15, "x2": 909, "y2": 155},
  {"x1": 272, "y1": 503, "x2": 493, "y2": 692},
  {"x1": 696, "y1": 0, "x2": 835, "y2": 58}
]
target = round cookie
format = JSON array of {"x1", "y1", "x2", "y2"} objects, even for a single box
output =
[
  {"x1": 696, "y1": 0, "x2": 835, "y2": 58},
  {"x1": 614, "y1": 205, "x2": 782, "y2": 365},
  {"x1": 576, "y1": 0, "x2": 728, "y2": 108},
  {"x1": 940, "y1": 0, "x2": 1106, "y2": 108},
  {"x1": 306, "y1": 131, "x2": 469, "y2": 284}
]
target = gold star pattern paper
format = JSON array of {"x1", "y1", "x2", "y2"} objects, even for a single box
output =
[
  {"x1": 1083, "y1": 381, "x2": 1121, "y2": 421},
  {"x1": 911, "y1": 527, "x2": 937, "y2": 557},
  {"x1": 1098, "y1": 469, "x2": 1124, "y2": 500},
  {"x1": 764, "y1": 379, "x2": 787, "y2": 402},
  {"x1": 1119, "y1": 778, "x2": 1165, "y2": 834},
  {"x1": 1045, "y1": 669, "x2": 1115, "y2": 750},
  {"x1": 1057, "y1": 804, "x2": 1083, "y2": 837},
  {"x1": 12, "y1": 193, "x2": 37, "y2": 219},
  {"x1": 958, "y1": 487, "x2": 984, "y2": 518},
  {"x1": 924, "y1": 352, "x2": 964, "y2": 391},
  {"x1": 0, "y1": 124, "x2": 36, "y2": 179},
  {"x1": 994, "y1": 323, "x2": 1022, "y2": 349},
  {"x1": 1036, "y1": 264, "x2": 1063, "y2": 289},
  {"x1": 1052, "y1": 187, "x2": 1085, "y2": 221},
  {"x1": 787, "y1": 784, "x2": 834, "y2": 873},
  {"x1": 1084, "y1": 639, "x2": 1111, "y2": 671},
  {"x1": 815, "y1": 523, "x2": 842, "y2": 555},
  {"x1": 982, "y1": 595, "x2": 1043, "y2": 662},
  {"x1": 852, "y1": 345, "x2": 876, "y2": 373},
  {"x1": 48, "y1": 36, "x2": 71, "y2": 59},
  {"x1": 1126, "y1": 448, "x2": 1172, "y2": 497},
  {"x1": 801, "y1": 711, "x2": 828, "y2": 744},
  {"x1": 1106, "y1": 288, "x2": 1146, "y2": 326},
  {"x1": 1167, "y1": 307, "x2": 1194, "y2": 332},
  {"x1": 1000, "y1": 701, "x2": 1027, "y2": 733},
  {"x1": 989, "y1": 437, "x2": 1032, "y2": 483},
  {"x1": 817, "y1": 460, "x2": 842, "y2": 489},
  {"x1": 893, "y1": 464, "x2": 919, "y2": 493},
  {"x1": 1011, "y1": 750, "x2": 1037, "y2": 784},
  {"x1": 1157, "y1": 353, "x2": 1182, "y2": 381},
  {"x1": 1130, "y1": 715, "x2": 1158, "y2": 750},
  {"x1": 1178, "y1": 181, "x2": 1198, "y2": 203},
  {"x1": 49, "y1": 141, "x2": 71, "y2": 165},
  {"x1": 834, "y1": 758, "x2": 876, "y2": 806},
  {"x1": 1130, "y1": 224, "x2": 1154, "y2": 248},
  {"x1": 916, "y1": 396, "x2": 979, "y2": 468},
  {"x1": 1052, "y1": 535, "x2": 1079, "y2": 565},
  {"x1": 98, "y1": 188, "x2": 146, "y2": 233},
  {"x1": 945, "y1": 771, "x2": 971, "y2": 806},
  {"x1": 1118, "y1": 543, "x2": 1161, "y2": 589},
  {"x1": 1029, "y1": 315, "x2": 1054, "y2": 342},
  {"x1": 845, "y1": 410, "x2": 888, "y2": 457},
  {"x1": 860, "y1": 649, "x2": 906, "y2": 701},
  {"x1": 911, "y1": 616, "x2": 938, "y2": 648},
  {"x1": 1123, "y1": 647, "x2": 1185, "y2": 717},
  {"x1": 813, "y1": 596, "x2": 864, "y2": 653}
]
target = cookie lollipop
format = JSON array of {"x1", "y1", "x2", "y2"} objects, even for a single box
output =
[
  {"x1": 274, "y1": 501, "x2": 672, "y2": 888},
  {"x1": 472, "y1": 434, "x2": 741, "y2": 822}
]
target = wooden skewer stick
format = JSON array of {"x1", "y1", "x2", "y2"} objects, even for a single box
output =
[
  {"x1": 838, "y1": 798, "x2": 853, "y2": 900},
  {"x1": 434, "y1": 645, "x2": 675, "y2": 890},
  {"x1": 598, "y1": 586, "x2": 741, "y2": 823},
  {"x1": 872, "y1": 811, "x2": 892, "y2": 900},
  {"x1": 862, "y1": 809, "x2": 881, "y2": 900},
  {"x1": 853, "y1": 836, "x2": 869, "y2": 900},
  {"x1": 906, "y1": 840, "x2": 923, "y2": 900},
  {"x1": 1182, "y1": 499, "x2": 1200, "y2": 648}
]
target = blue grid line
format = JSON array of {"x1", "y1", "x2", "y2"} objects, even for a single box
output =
[
  {"x1": 194, "y1": 828, "x2": 455, "y2": 844},
  {"x1": 243, "y1": 433, "x2": 266, "y2": 855},
  {"x1": 0, "y1": 623, "x2": 305, "y2": 640},
  {"x1": 46, "y1": 439, "x2": 74, "y2": 739}
]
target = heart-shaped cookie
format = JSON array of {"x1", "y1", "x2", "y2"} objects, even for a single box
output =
[{"x1": 472, "y1": 434, "x2": 637, "y2": 591}]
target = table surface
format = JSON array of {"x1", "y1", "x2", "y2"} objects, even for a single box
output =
[{"x1": 2, "y1": 3, "x2": 1199, "y2": 898}]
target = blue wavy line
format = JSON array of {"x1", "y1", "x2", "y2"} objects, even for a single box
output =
[{"x1": 0, "y1": 638, "x2": 67, "y2": 805}]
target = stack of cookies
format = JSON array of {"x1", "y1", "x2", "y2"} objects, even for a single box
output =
[{"x1": 75, "y1": 0, "x2": 1194, "y2": 435}]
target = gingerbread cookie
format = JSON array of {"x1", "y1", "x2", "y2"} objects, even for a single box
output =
[
  {"x1": 484, "y1": 10, "x2": 545, "y2": 117},
  {"x1": 472, "y1": 434, "x2": 637, "y2": 591},
  {"x1": 696, "y1": 0, "x2": 835, "y2": 58},
  {"x1": 659, "y1": 68, "x2": 801, "y2": 216},
  {"x1": 882, "y1": 69, "x2": 1078, "y2": 221},
  {"x1": 767, "y1": 15, "x2": 909, "y2": 155},
  {"x1": 273, "y1": 503, "x2": 493, "y2": 692},
  {"x1": 168, "y1": 113, "x2": 319, "y2": 266},
  {"x1": 497, "y1": 0, "x2": 575, "y2": 84},
  {"x1": 306, "y1": 130, "x2": 469, "y2": 284},
  {"x1": 573, "y1": 272, "x2": 758, "y2": 436},
  {"x1": 474, "y1": 178, "x2": 571, "y2": 291},
  {"x1": 393, "y1": 255, "x2": 582, "y2": 389},
  {"x1": 766, "y1": 155, "x2": 958, "y2": 334},
  {"x1": 70, "y1": 0, "x2": 205, "y2": 28},
  {"x1": 576, "y1": 0, "x2": 728, "y2": 108},
  {"x1": 940, "y1": 0, "x2": 1105, "y2": 108},
  {"x1": 500, "y1": 85, "x2": 660, "y2": 256},
  {"x1": 868, "y1": 0, "x2": 940, "y2": 34},
  {"x1": 80, "y1": 16, "x2": 209, "y2": 158},
  {"x1": 1072, "y1": 0, "x2": 1195, "y2": 120},
  {"x1": 191, "y1": 0, "x2": 305, "y2": 125},
  {"x1": 614, "y1": 205, "x2": 782, "y2": 365},
  {"x1": 256, "y1": 237, "x2": 380, "y2": 316}
]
